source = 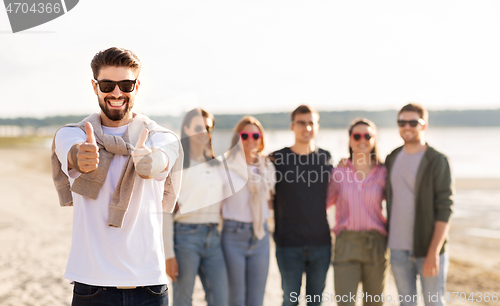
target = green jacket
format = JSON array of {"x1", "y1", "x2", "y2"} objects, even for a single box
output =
[{"x1": 385, "y1": 145, "x2": 454, "y2": 257}]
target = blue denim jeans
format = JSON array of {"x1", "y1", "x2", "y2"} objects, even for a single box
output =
[
  {"x1": 72, "y1": 282, "x2": 168, "y2": 306},
  {"x1": 221, "y1": 220, "x2": 270, "y2": 306},
  {"x1": 390, "y1": 250, "x2": 449, "y2": 306},
  {"x1": 173, "y1": 223, "x2": 229, "y2": 306},
  {"x1": 276, "y1": 245, "x2": 331, "y2": 306}
]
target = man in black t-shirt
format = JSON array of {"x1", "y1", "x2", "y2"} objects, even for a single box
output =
[{"x1": 270, "y1": 105, "x2": 332, "y2": 306}]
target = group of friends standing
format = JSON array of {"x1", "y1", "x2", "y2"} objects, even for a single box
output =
[{"x1": 51, "y1": 47, "x2": 453, "y2": 306}]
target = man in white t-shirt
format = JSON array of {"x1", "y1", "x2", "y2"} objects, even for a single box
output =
[{"x1": 52, "y1": 47, "x2": 181, "y2": 306}]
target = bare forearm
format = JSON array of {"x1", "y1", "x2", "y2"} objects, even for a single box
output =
[{"x1": 427, "y1": 221, "x2": 450, "y2": 256}]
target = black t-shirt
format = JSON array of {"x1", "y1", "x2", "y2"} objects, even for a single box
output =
[{"x1": 270, "y1": 147, "x2": 333, "y2": 247}]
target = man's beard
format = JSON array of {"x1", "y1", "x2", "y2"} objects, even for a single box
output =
[
  {"x1": 98, "y1": 96, "x2": 133, "y2": 122},
  {"x1": 401, "y1": 130, "x2": 420, "y2": 144}
]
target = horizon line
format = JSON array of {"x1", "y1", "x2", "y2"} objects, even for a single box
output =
[{"x1": 1, "y1": 107, "x2": 500, "y2": 120}]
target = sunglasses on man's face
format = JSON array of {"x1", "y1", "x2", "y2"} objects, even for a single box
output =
[
  {"x1": 194, "y1": 125, "x2": 213, "y2": 133},
  {"x1": 397, "y1": 118, "x2": 425, "y2": 128},
  {"x1": 351, "y1": 133, "x2": 373, "y2": 141},
  {"x1": 239, "y1": 131, "x2": 262, "y2": 141},
  {"x1": 94, "y1": 79, "x2": 137, "y2": 93}
]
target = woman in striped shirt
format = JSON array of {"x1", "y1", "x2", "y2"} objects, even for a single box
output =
[{"x1": 327, "y1": 118, "x2": 387, "y2": 306}]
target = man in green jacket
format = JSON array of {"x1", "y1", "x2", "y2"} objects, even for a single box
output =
[{"x1": 385, "y1": 103, "x2": 453, "y2": 306}]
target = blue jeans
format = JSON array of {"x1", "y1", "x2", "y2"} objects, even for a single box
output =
[
  {"x1": 173, "y1": 223, "x2": 229, "y2": 306},
  {"x1": 390, "y1": 250, "x2": 449, "y2": 306},
  {"x1": 276, "y1": 245, "x2": 331, "y2": 306},
  {"x1": 221, "y1": 220, "x2": 270, "y2": 306},
  {"x1": 72, "y1": 282, "x2": 168, "y2": 306}
]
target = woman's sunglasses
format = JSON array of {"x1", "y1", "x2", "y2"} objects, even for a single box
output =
[
  {"x1": 397, "y1": 118, "x2": 425, "y2": 127},
  {"x1": 194, "y1": 125, "x2": 213, "y2": 133},
  {"x1": 351, "y1": 133, "x2": 373, "y2": 141},
  {"x1": 93, "y1": 79, "x2": 137, "y2": 93},
  {"x1": 239, "y1": 131, "x2": 262, "y2": 141}
]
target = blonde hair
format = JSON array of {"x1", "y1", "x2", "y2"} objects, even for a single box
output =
[{"x1": 228, "y1": 116, "x2": 266, "y2": 157}]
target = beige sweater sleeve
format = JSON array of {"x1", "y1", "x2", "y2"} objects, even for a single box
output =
[{"x1": 162, "y1": 211, "x2": 176, "y2": 259}]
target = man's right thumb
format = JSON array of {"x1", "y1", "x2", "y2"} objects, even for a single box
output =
[
  {"x1": 85, "y1": 122, "x2": 96, "y2": 144},
  {"x1": 135, "y1": 128, "x2": 149, "y2": 149}
]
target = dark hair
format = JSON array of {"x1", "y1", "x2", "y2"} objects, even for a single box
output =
[
  {"x1": 90, "y1": 47, "x2": 142, "y2": 79},
  {"x1": 348, "y1": 118, "x2": 381, "y2": 164},
  {"x1": 290, "y1": 105, "x2": 319, "y2": 121},
  {"x1": 227, "y1": 116, "x2": 266, "y2": 159},
  {"x1": 398, "y1": 103, "x2": 429, "y2": 123},
  {"x1": 181, "y1": 108, "x2": 215, "y2": 169}
]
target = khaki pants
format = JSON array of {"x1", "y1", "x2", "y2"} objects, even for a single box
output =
[{"x1": 333, "y1": 230, "x2": 387, "y2": 306}]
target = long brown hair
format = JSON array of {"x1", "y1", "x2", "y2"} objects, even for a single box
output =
[
  {"x1": 348, "y1": 118, "x2": 382, "y2": 164},
  {"x1": 181, "y1": 108, "x2": 215, "y2": 169}
]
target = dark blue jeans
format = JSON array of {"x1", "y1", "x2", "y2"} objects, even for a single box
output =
[
  {"x1": 173, "y1": 223, "x2": 228, "y2": 306},
  {"x1": 276, "y1": 245, "x2": 331, "y2": 306},
  {"x1": 221, "y1": 220, "x2": 270, "y2": 306},
  {"x1": 72, "y1": 282, "x2": 168, "y2": 306}
]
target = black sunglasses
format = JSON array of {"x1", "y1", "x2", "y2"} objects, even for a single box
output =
[
  {"x1": 194, "y1": 125, "x2": 213, "y2": 133},
  {"x1": 397, "y1": 118, "x2": 425, "y2": 127},
  {"x1": 94, "y1": 79, "x2": 137, "y2": 93},
  {"x1": 352, "y1": 133, "x2": 372, "y2": 141}
]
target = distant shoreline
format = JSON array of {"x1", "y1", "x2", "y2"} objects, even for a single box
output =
[{"x1": 1, "y1": 109, "x2": 500, "y2": 130}]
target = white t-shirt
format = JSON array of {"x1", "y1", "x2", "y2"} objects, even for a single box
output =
[
  {"x1": 55, "y1": 124, "x2": 179, "y2": 287},
  {"x1": 174, "y1": 159, "x2": 229, "y2": 223},
  {"x1": 222, "y1": 165, "x2": 270, "y2": 223}
]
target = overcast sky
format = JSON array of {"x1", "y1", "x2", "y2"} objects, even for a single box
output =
[{"x1": 1, "y1": 0, "x2": 499, "y2": 118}]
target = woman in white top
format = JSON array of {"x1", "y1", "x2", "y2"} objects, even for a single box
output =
[
  {"x1": 221, "y1": 116, "x2": 276, "y2": 306},
  {"x1": 163, "y1": 108, "x2": 229, "y2": 306}
]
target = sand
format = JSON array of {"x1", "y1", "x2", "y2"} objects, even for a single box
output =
[{"x1": 0, "y1": 145, "x2": 499, "y2": 306}]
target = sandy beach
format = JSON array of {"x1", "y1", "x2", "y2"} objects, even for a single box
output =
[{"x1": 0, "y1": 144, "x2": 499, "y2": 306}]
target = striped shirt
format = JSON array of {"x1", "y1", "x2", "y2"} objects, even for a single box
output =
[{"x1": 327, "y1": 160, "x2": 387, "y2": 236}]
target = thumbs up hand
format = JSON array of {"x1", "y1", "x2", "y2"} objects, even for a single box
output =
[
  {"x1": 132, "y1": 128, "x2": 169, "y2": 179},
  {"x1": 132, "y1": 128, "x2": 151, "y2": 165},
  {"x1": 75, "y1": 122, "x2": 99, "y2": 173}
]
